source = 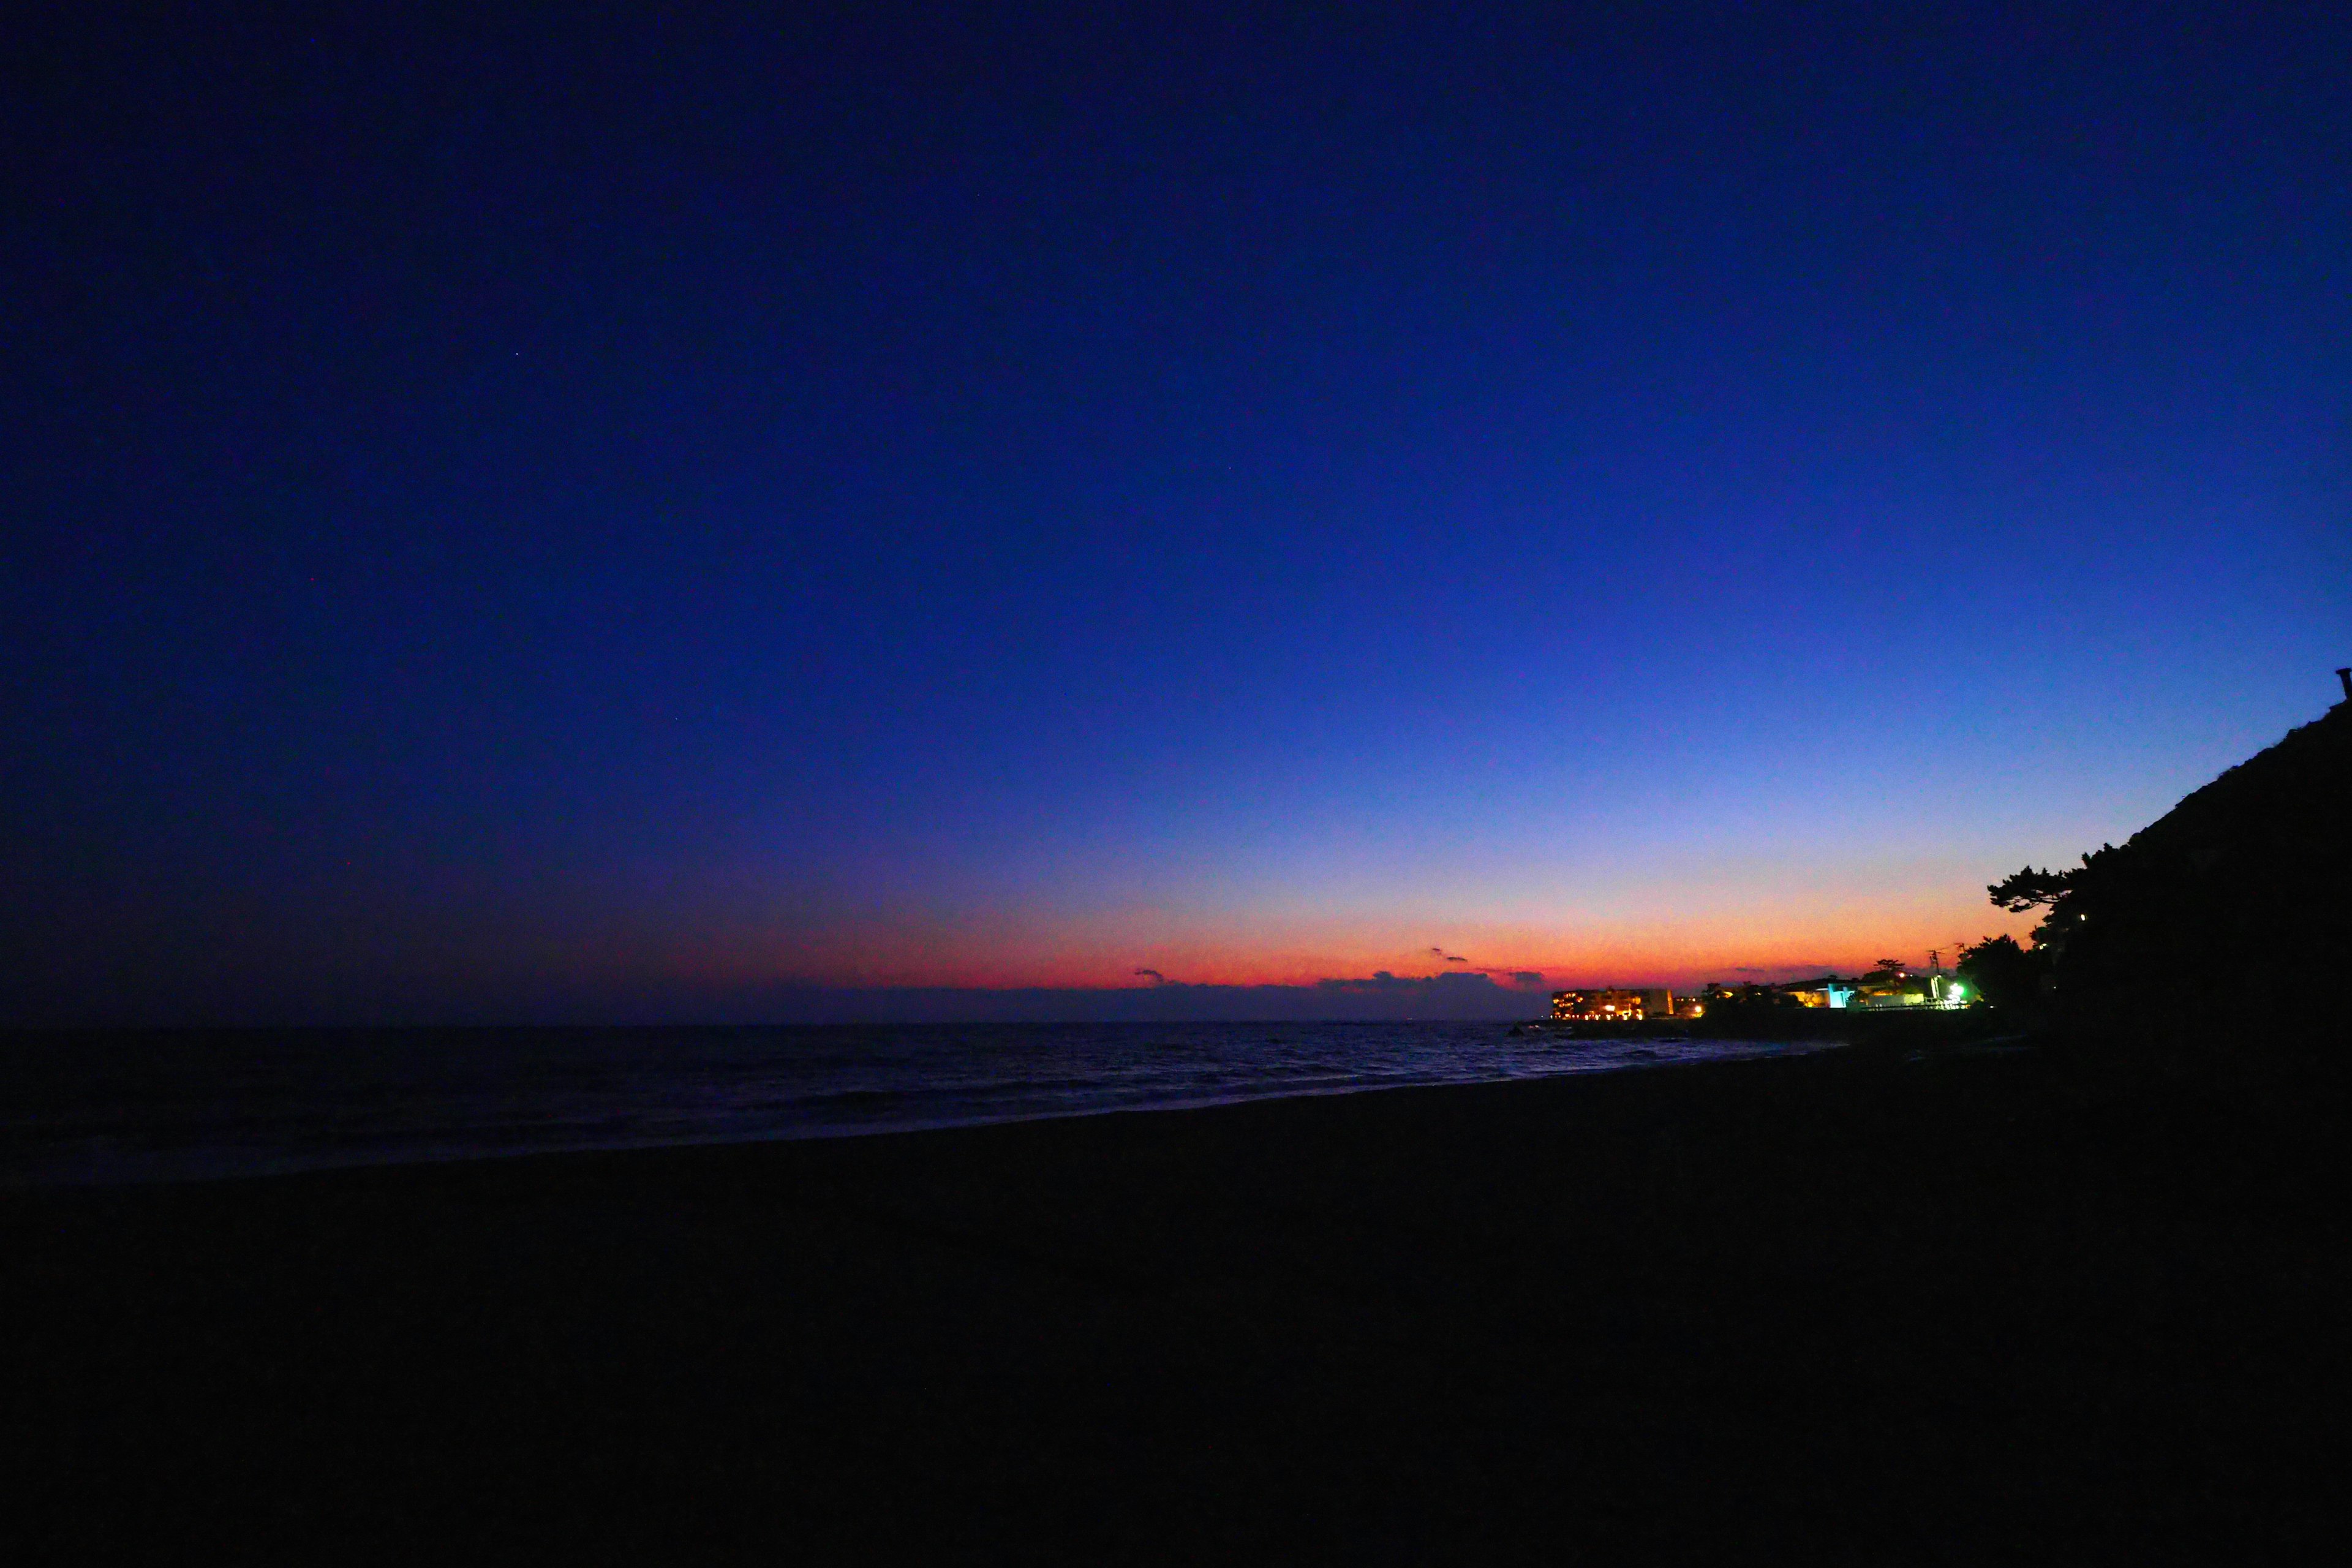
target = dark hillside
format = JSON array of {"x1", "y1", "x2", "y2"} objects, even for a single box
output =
[{"x1": 2052, "y1": 697, "x2": 2350, "y2": 1038}]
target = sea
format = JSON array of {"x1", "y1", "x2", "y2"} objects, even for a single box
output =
[{"x1": 1, "y1": 1022, "x2": 1828, "y2": 1188}]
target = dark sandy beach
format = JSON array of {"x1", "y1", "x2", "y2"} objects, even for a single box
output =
[{"x1": 9, "y1": 1037, "x2": 2339, "y2": 1561}]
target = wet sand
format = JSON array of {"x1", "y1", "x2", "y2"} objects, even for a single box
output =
[{"x1": 9, "y1": 1038, "x2": 2337, "y2": 1560}]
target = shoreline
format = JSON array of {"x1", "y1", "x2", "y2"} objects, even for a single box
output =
[
  {"x1": 11, "y1": 1033, "x2": 2335, "y2": 1559},
  {"x1": 1, "y1": 1025, "x2": 1836, "y2": 1193}
]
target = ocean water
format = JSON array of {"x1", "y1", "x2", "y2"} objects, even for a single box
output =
[{"x1": 0, "y1": 1022, "x2": 1828, "y2": 1188}]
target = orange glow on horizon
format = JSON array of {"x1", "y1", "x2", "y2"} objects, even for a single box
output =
[{"x1": 647, "y1": 888, "x2": 2040, "y2": 993}]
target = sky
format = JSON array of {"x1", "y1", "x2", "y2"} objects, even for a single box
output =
[{"x1": 6, "y1": 1, "x2": 2348, "y2": 1024}]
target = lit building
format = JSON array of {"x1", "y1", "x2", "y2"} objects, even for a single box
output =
[
  {"x1": 1852, "y1": 971, "x2": 1969, "y2": 1011},
  {"x1": 1553, "y1": 988, "x2": 1664, "y2": 1022},
  {"x1": 1768, "y1": 968, "x2": 1970, "y2": 1012}
]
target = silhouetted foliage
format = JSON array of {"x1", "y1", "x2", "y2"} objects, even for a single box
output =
[
  {"x1": 1957, "y1": 934, "x2": 2046, "y2": 1017},
  {"x1": 1695, "y1": 983, "x2": 1807, "y2": 1034},
  {"x1": 1984, "y1": 700, "x2": 2350, "y2": 1044},
  {"x1": 1986, "y1": 850, "x2": 2120, "y2": 960},
  {"x1": 1986, "y1": 866, "x2": 2076, "y2": 913}
]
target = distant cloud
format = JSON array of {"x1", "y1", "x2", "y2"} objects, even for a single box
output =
[
  {"x1": 1444, "y1": 954, "x2": 1469, "y2": 964},
  {"x1": 1321, "y1": 971, "x2": 1406, "y2": 991},
  {"x1": 1133, "y1": 968, "x2": 1167, "y2": 985},
  {"x1": 1510, "y1": 971, "x2": 1545, "y2": 987},
  {"x1": 1316, "y1": 970, "x2": 1504, "y2": 994}
]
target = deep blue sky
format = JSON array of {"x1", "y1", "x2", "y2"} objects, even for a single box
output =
[{"x1": 7, "y1": 2, "x2": 2347, "y2": 1023}]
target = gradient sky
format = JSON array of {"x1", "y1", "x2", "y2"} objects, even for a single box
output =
[{"x1": 7, "y1": 2, "x2": 2348, "y2": 1023}]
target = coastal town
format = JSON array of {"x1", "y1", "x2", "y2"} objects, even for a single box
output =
[{"x1": 1550, "y1": 954, "x2": 1970, "y2": 1024}]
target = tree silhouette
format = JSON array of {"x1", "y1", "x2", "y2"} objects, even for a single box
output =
[
  {"x1": 1988, "y1": 847, "x2": 2118, "y2": 959},
  {"x1": 1957, "y1": 934, "x2": 2045, "y2": 1015},
  {"x1": 1987, "y1": 865, "x2": 2076, "y2": 913},
  {"x1": 1977, "y1": 699, "x2": 2350, "y2": 1042}
]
